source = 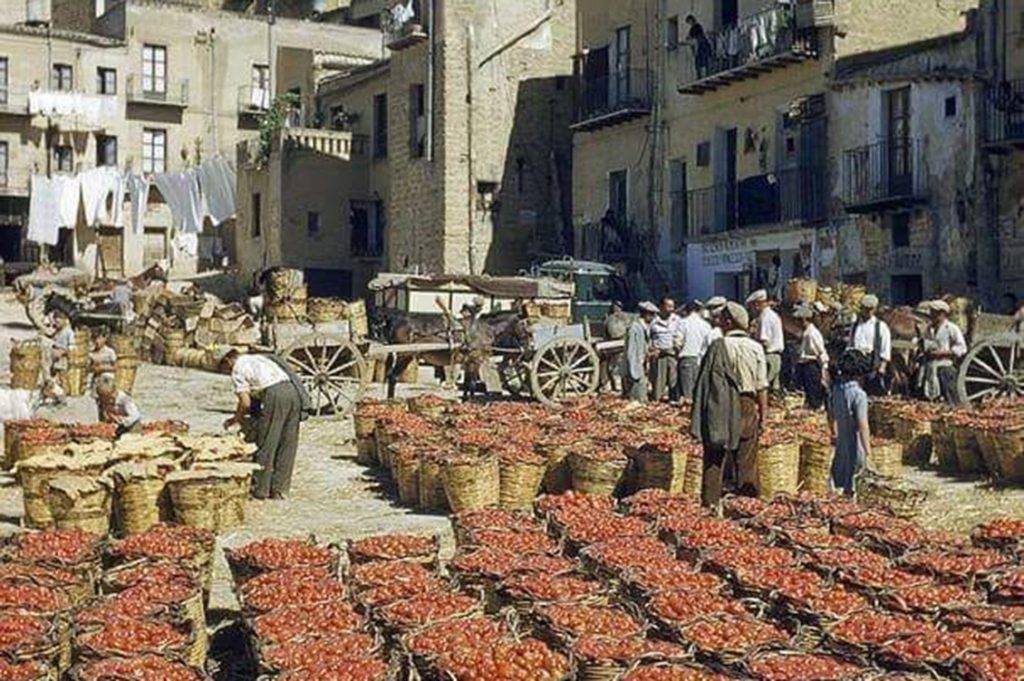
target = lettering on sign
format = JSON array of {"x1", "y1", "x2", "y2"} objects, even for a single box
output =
[{"x1": 702, "y1": 237, "x2": 756, "y2": 268}]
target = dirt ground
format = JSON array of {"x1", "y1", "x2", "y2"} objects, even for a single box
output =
[{"x1": 0, "y1": 290, "x2": 1021, "y2": 678}]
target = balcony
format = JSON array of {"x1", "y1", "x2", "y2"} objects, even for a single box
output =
[
  {"x1": 684, "y1": 167, "x2": 827, "y2": 237},
  {"x1": 841, "y1": 139, "x2": 928, "y2": 213},
  {"x1": 984, "y1": 79, "x2": 1024, "y2": 152},
  {"x1": 573, "y1": 69, "x2": 652, "y2": 133},
  {"x1": 282, "y1": 129, "x2": 368, "y2": 160},
  {"x1": 386, "y1": 21, "x2": 429, "y2": 50},
  {"x1": 0, "y1": 88, "x2": 29, "y2": 116},
  {"x1": 126, "y1": 76, "x2": 189, "y2": 108},
  {"x1": 678, "y1": 3, "x2": 820, "y2": 96},
  {"x1": 237, "y1": 85, "x2": 271, "y2": 116}
]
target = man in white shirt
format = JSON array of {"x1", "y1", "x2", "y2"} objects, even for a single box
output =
[
  {"x1": 747, "y1": 289, "x2": 784, "y2": 392},
  {"x1": 921, "y1": 300, "x2": 967, "y2": 405},
  {"x1": 648, "y1": 297, "x2": 682, "y2": 402},
  {"x1": 794, "y1": 306, "x2": 829, "y2": 410},
  {"x1": 95, "y1": 373, "x2": 142, "y2": 437},
  {"x1": 848, "y1": 294, "x2": 892, "y2": 396},
  {"x1": 676, "y1": 300, "x2": 713, "y2": 401},
  {"x1": 220, "y1": 350, "x2": 305, "y2": 500}
]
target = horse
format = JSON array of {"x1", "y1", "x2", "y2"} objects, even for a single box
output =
[{"x1": 373, "y1": 308, "x2": 526, "y2": 399}]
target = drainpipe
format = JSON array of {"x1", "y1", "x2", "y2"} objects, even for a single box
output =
[
  {"x1": 426, "y1": 0, "x2": 435, "y2": 163},
  {"x1": 210, "y1": 28, "x2": 217, "y2": 155},
  {"x1": 465, "y1": 24, "x2": 476, "y2": 275}
]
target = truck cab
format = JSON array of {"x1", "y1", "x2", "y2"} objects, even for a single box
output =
[{"x1": 533, "y1": 259, "x2": 631, "y2": 324}]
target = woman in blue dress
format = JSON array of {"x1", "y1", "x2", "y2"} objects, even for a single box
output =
[{"x1": 828, "y1": 350, "x2": 874, "y2": 495}]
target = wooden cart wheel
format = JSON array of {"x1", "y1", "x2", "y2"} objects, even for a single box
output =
[
  {"x1": 22, "y1": 285, "x2": 65, "y2": 337},
  {"x1": 529, "y1": 336, "x2": 600, "y2": 407},
  {"x1": 956, "y1": 333, "x2": 1024, "y2": 406},
  {"x1": 498, "y1": 357, "x2": 530, "y2": 397},
  {"x1": 281, "y1": 333, "x2": 368, "y2": 416}
]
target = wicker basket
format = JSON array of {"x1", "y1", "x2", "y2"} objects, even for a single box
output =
[
  {"x1": 267, "y1": 268, "x2": 305, "y2": 299},
  {"x1": 757, "y1": 441, "x2": 801, "y2": 500},
  {"x1": 952, "y1": 422, "x2": 985, "y2": 474},
  {"x1": 418, "y1": 456, "x2": 448, "y2": 512},
  {"x1": 45, "y1": 476, "x2": 112, "y2": 536},
  {"x1": 855, "y1": 471, "x2": 927, "y2": 519},
  {"x1": 408, "y1": 396, "x2": 448, "y2": 420},
  {"x1": 799, "y1": 440, "x2": 835, "y2": 496},
  {"x1": 307, "y1": 297, "x2": 347, "y2": 323},
  {"x1": 113, "y1": 355, "x2": 140, "y2": 394},
  {"x1": 391, "y1": 449, "x2": 421, "y2": 508},
  {"x1": 891, "y1": 414, "x2": 933, "y2": 466},
  {"x1": 165, "y1": 464, "x2": 256, "y2": 533},
  {"x1": 681, "y1": 446, "x2": 703, "y2": 500},
  {"x1": 16, "y1": 454, "x2": 109, "y2": 530},
  {"x1": 109, "y1": 461, "x2": 176, "y2": 536},
  {"x1": 569, "y1": 453, "x2": 628, "y2": 497},
  {"x1": 63, "y1": 364, "x2": 86, "y2": 398},
  {"x1": 932, "y1": 415, "x2": 958, "y2": 472},
  {"x1": 631, "y1": 445, "x2": 688, "y2": 494},
  {"x1": 75, "y1": 618, "x2": 194, "y2": 667},
  {"x1": 977, "y1": 425, "x2": 1024, "y2": 484},
  {"x1": 163, "y1": 330, "x2": 186, "y2": 367},
  {"x1": 498, "y1": 458, "x2": 546, "y2": 511},
  {"x1": 537, "y1": 441, "x2": 572, "y2": 494},
  {"x1": 10, "y1": 340, "x2": 43, "y2": 390},
  {"x1": 868, "y1": 440, "x2": 904, "y2": 478},
  {"x1": 868, "y1": 400, "x2": 899, "y2": 439},
  {"x1": 442, "y1": 456, "x2": 500, "y2": 512}
]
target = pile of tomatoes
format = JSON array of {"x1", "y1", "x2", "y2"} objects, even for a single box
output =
[
  {"x1": 11, "y1": 528, "x2": 102, "y2": 566},
  {"x1": 0, "y1": 613, "x2": 52, "y2": 656},
  {"x1": 240, "y1": 567, "x2": 346, "y2": 615},
  {"x1": 108, "y1": 524, "x2": 212, "y2": 564},
  {"x1": 971, "y1": 518, "x2": 1024, "y2": 551},
  {"x1": 76, "y1": 617, "x2": 190, "y2": 658},
  {"x1": 348, "y1": 534, "x2": 437, "y2": 563},
  {"x1": 959, "y1": 646, "x2": 1024, "y2": 681},
  {"x1": 227, "y1": 538, "x2": 337, "y2": 575},
  {"x1": 73, "y1": 656, "x2": 207, "y2": 681},
  {"x1": 746, "y1": 652, "x2": 863, "y2": 681},
  {"x1": 254, "y1": 600, "x2": 365, "y2": 645}
]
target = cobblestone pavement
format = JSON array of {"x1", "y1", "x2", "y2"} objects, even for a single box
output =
[{"x1": 0, "y1": 291, "x2": 1020, "y2": 678}]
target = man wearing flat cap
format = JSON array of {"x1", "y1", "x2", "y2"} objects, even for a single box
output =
[
  {"x1": 921, "y1": 299, "x2": 967, "y2": 404},
  {"x1": 848, "y1": 294, "x2": 892, "y2": 396},
  {"x1": 691, "y1": 301, "x2": 768, "y2": 506},
  {"x1": 624, "y1": 302, "x2": 658, "y2": 402},
  {"x1": 746, "y1": 289, "x2": 784, "y2": 392}
]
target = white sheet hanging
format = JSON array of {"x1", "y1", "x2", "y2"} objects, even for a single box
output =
[
  {"x1": 197, "y1": 157, "x2": 236, "y2": 225},
  {"x1": 53, "y1": 175, "x2": 81, "y2": 228},
  {"x1": 27, "y1": 176, "x2": 62, "y2": 246},
  {"x1": 153, "y1": 170, "x2": 203, "y2": 234},
  {"x1": 127, "y1": 174, "x2": 151, "y2": 235},
  {"x1": 80, "y1": 166, "x2": 123, "y2": 227}
]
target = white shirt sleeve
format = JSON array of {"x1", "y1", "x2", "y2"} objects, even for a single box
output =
[
  {"x1": 878, "y1": 321, "x2": 892, "y2": 362},
  {"x1": 950, "y1": 324, "x2": 968, "y2": 358},
  {"x1": 231, "y1": 364, "x2": 251, "y2": 394},
  {"x1": 118, "y1": 393, "x2": 141, "y2": 427}
]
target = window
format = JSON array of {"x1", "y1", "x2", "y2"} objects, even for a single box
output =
[
  {"x1": 251, "y1": 193, "x2": 261, "y2": 238},
  {"x1": 51, "y1": 64, "x2": 73, "y2": 92},
  {"x1": 54, "y1": 145, "x2": 73, "y2": 173},
  {"x1": 373, "y1": 93, "x2": 388, "y2": 159},
  {"x1": 97, "y1": 67, "x2": 116, "y2": 95},
  {"x1": 609, "y1": 170, "x2": 627, "y2": 222},
  {"x1": 613, "y1": 26, "x2": 631, "y2": 103},
  {"x1": 945, "y1": 95, "x2": 957, "y2": 118},
  {"x1": 0, "y1": 58, "x2": 8, "y2": 105},
  {"x1": 97, "y1": 135, "x2": 117, "y2": 167},
  {"x1": 351, "y1": 200, "x2": 384, "y2": 257},
  {"x1": 0, "y1": 141, "x2": 8, "y2": 183},
  {"x1": 142, "y1": 45, "x2": 167, "y2": 94},
  {"x1": 696, "y1": 141, "x2": 711, "y2": 167},
  {"x1": 890, "y1": 274, "x2": 923, "y2": 307},
  {"x1": 666, "y1": 16, "x2": 680, "y2": 50},
  {"x1": 889, "y1": 212, "x2": 911, "y2": 248},
  {"x1": 250, "y1": 64, "x2": 270, "y2": 109},
  {"x1": 142, "y1": 128, "x2": 166, "y2": 174},
  {"x1": 306, "y1": 211, "x2": 321, "y2": 237},
  {"x1": 409, "y1": 84, "x2": 426, "y2": 159}
]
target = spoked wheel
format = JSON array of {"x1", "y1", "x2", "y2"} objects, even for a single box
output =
[
  {"x1": 281, "y1": 333, "x2": 368, "y2": 416},
  {"x1": 498, "y1": 357, "x2": 530, "y2": 397},
  {"x1": 528, "y1": 337, "x2": 600, "y2": 407},
  {"x1": 22, "y1": 285, "x2": 65, "y2": 337},
  {"x1": 957, "y1": 333, "x2": 1024, "y2": 406}
]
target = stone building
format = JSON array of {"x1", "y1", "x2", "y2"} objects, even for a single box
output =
[
  {"x1": 0, "y1": 0, "x2": 380, "y2": 277},
  {"x1": 235, "y1": 0, "x2": 578, "y2": 295},
  {"x1": 571, "y1": 0, "x2": 982, "y2": 304}
]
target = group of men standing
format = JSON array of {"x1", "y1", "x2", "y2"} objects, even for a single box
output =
[{"x1": 622, "y1": 288, "x2": 970, "y2": 507}]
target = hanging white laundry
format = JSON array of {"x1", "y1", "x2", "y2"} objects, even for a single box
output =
[
  {"x1": 197, "y1": 157, "x2": 236, "y2": 225},
  {"x1": 109, "y1": 171, "x2": 125, "y2": 228},
  {"x1": 53, "y1": 175, "x2": 81, "y2": 228},
  {"x1": 127, "y1": 174, "x2": 151, "y2": 235},
  {"x1": 153, "y1": 170, "x2": 203, "y2": 235},
  {"x1": 26, "y1": 176, "x2": 62, "y2": 246},
  {"x1": 174, "y1": 232, "x2": 198, "y2": 258}
]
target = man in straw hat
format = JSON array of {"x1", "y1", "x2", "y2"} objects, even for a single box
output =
[
  {"x1": 691, "y1": 301, "x2": 768, "y2": 506},
  {"x1": 920, "y1": 299, "x2": 967, "y2": 405},
  {"x1": 793, "y1": 306, "x2": 829, "y2": 410},
  {"x1": 746, "y1": 289, "x2": 784, "y2": 393},
  {"x1": 94, "y1": 373, "x2": 142, "y2": 437},
  {"x1": 624, "y1": 302, "x2": 658, "y2": 402},
  {"x1": 847, "y1": 294, "x2": 892, "y2": 396},
  {"x1": 219, "y1": 349, "x2": 310, "y2": 500}
]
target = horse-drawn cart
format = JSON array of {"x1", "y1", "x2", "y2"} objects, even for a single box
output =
[{"x1": 956, "y1": 312, "x2": 1024, "y2": 405}]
